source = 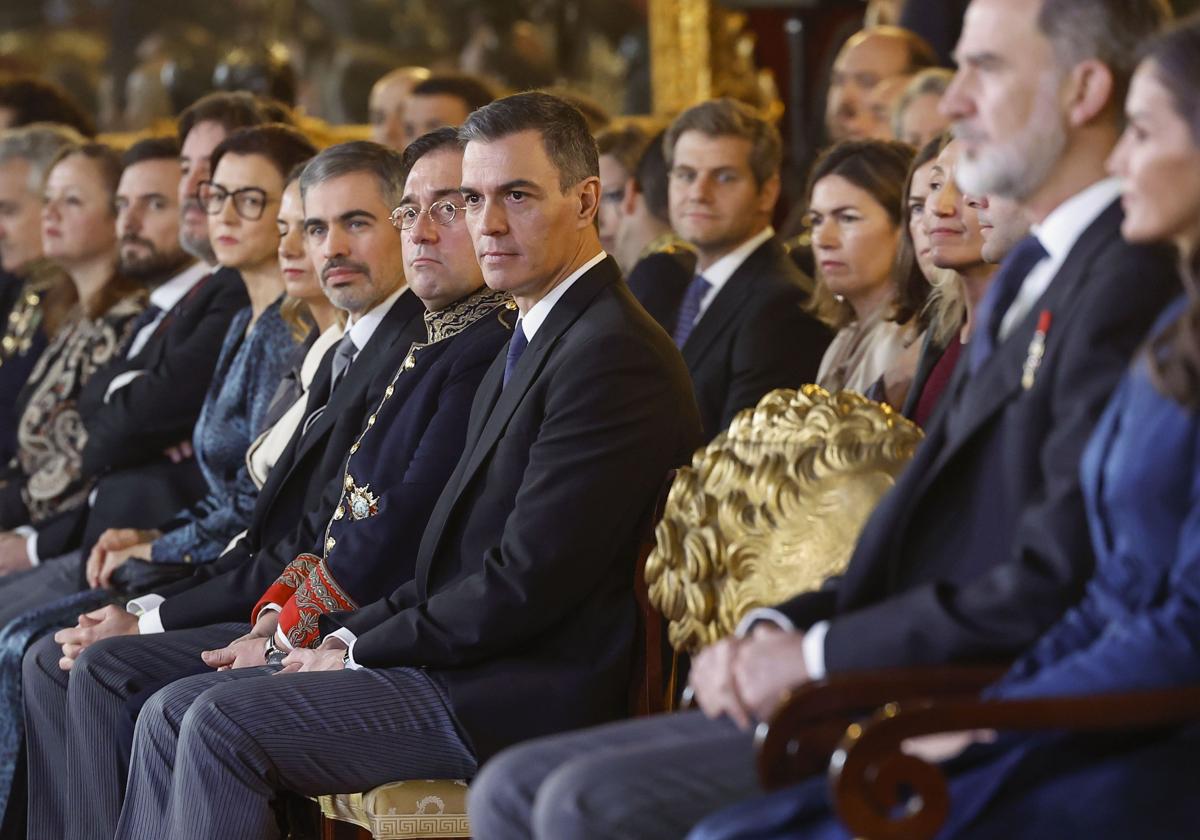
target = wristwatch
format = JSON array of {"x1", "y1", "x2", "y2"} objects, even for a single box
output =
[{"x1": 264, "y1": 634, "x2": 287, "y2": 667}]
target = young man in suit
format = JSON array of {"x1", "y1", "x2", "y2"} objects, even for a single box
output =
[
  {"x1": 98, "y1": 91, "x2": 702, "y2": 839},
  {"x1": 665, "y1": 98, "x2": 831, "y2": 441},
  {"x1": 19, "y1": 140, "x2": 427, "y2": 840},
  {"x1": 466, "y1": 1, "x2": 1179, "y2": 837}
]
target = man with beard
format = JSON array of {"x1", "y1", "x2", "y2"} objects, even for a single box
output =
[
  {"x1": 0, "y1": 136, "x2": 249, "y2": 598},
  {"x1": 467, "y1": 1, "x2": 1180, "y2": 837}
]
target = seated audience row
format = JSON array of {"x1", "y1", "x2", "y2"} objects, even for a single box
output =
[{"x1": 0, "y1": 1, "x2": 1193, "y2": 838}]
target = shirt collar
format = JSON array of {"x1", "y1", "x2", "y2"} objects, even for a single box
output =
[
  {"x1": 148, "y1": 261, "x2": 208, "y2": 312},
  {"x1": 520, "y1": 250, "x2": 606, "y2": 342},
  {"x1": 344, "y1": 286, "x2": 406, "y2": 353},
  {"x1": 1032, "y1": 178, "x2": 1122, "y2": 262},
  {"x1": 424, "y1": 286, "x2": 512, "y2": 344},
  {"x1": 696, "y1": 226, "x2": 773, "y2": 290}
]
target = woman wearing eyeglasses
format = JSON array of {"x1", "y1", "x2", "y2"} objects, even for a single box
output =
[{"x1": 87, "y1": 125, "x2": 317, "y2": 586}]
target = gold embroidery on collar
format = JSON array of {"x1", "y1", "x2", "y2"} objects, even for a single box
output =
[{"x1": 320, "y1": 287, "x2": 513, "y2": 556}]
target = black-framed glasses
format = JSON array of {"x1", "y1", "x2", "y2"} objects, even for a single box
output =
[
  {"x1": 198, "y1": 181, "x2": 273, "y2": 221},
  {"x1": 389, "y1": 200, "x2": 468, "y2": 230}
]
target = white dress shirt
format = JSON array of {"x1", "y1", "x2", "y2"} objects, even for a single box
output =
[
  {"x1": 998, "y1": 178, "x2": 1121, "y2": 340},
  {"x1": 694, "y1": 226, "x2": 774, "y2": 321}
]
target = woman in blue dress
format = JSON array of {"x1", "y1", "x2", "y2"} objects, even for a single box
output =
[{"x1": 689, "y1": 15, "x2": 1200, "y2": 840}]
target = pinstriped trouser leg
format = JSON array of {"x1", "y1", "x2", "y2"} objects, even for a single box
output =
[
  {"x1": 22, "y1": 623, "x2": 244, "y2": 840},
  {"x1": 117, "y1": 666, "x2": 477, "y2": 840}
]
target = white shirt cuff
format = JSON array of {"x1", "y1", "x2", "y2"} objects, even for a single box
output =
[
  {"x1": 802, "y1": 620, "x2": 830, "y2": 680},
  {"x1": 735, "y1": 609, "x2": 828, "y2": 680},
  {"x1": 735, "y1": 607, "x2": 796, "y2": 636},
  {"x1": 126, "y1": 594, "x2": 166, "y2": 634},
  {"x1": 104, "y1": 369, "x2": 147, "y2": 402},
  {"x1": 254, "y1": 602, "x2": 282, "y2": 624},
  {"x1": 13, "y1": 526, "x2": 38, "y2": 567},
  {"x1": 330, "y1": 627, "x2": 363, "y2": 670}
]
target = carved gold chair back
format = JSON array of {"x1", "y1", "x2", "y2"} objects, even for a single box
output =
[{"x1": 645, "y1": 385, "x2": 923, "y2": 654}]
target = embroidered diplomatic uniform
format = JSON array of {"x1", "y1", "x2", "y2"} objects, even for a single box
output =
[{"x1": 253, "y1": 287, "x2": 515, "y2": 647}]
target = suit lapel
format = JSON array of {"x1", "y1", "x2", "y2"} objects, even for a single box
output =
[
  {"x1": 681, "y1": 240, "x2": 775, "y2": 369},
  {"x1": 920, "y1": 200, "x2": 1121, "y2": 481},
  {"x1": 414, "y1": 258, "x2": 620, "y2": 574}
]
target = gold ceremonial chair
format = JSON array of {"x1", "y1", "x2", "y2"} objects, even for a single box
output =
[{"x1": 312, "y1": 385, "x2": 922, "y2": 839}]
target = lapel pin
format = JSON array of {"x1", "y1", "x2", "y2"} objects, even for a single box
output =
[{"x1": 1021, "y1": 310, "x2": 1053, "y2": 390}]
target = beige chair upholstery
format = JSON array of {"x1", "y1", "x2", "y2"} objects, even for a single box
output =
[
  {"x1": 318, "y1": 780, "x2": 469, "y2": 839},
  {"x1": 319, "y1": 385, "x2": 922, "y2": 838}
]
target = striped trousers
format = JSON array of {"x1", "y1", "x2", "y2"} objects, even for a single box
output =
[
  {"x1": 116, "y1": 663, "x2": 476, "y2": 839},
  {"x1": 22, "y1": 623, "x2": 244, "y2": 840}
]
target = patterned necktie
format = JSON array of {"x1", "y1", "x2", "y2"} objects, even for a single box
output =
[
  {"x1": 968, "y1": 236, "x2": 1048, "y2": 373},
  {"x1": 328, "y1": 332, "x2": 358, "y2": 395},
  {"x1": 503, "y1": 319, "x2": 528, "y2": 388},
  {"x1": 302, "y1": 333, "x2": 358, "y2": 436},
  {"x1": 672, "y1": 275, "x2": 712, "y2": 348},
  {"x1": 123, "y1": 303, "x2": 164, "y2": 358}
]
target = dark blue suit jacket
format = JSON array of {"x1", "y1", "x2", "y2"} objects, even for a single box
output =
[
  {"x1": 329, "y1": 257, "x2": 705, "y2": 761},
  {"x1": 778, "y1": 200, "x2": 1181, "y2": 673},
  {"x1": 315, "y1": 290, "x2": 515, "y2": 605}
]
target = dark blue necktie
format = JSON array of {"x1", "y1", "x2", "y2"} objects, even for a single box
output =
[
  {"x1": 969, "y1": 236, "x2": 1048, "y2": 373},
  {"x1": 672, "y1": 275, "x2": 712, "y2": 348},
  {"x1": 503, "y1": 319, "x2": 528, "y2": 387}
]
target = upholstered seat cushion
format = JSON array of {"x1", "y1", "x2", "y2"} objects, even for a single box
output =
[{"x1": 319, "y1": 779, "x2": 470, "y2": 839}]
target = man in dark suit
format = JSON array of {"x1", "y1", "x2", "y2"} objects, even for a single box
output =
[
  {"x1": 465, "y1": 2, "x2": 1179, "y2": 837},
  {"x1": 98, "y1": 91, "x2": 702, "y2": 839},
  {"x1": 663, "y1": 99, "x2": 831, "y2": 441}
]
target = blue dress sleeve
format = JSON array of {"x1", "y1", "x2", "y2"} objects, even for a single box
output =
[
  {"x1": 151, "y1": 309, "x2": 294, "y2": 564},
  {"x1": 993, "y1": 413, "x2": 1200, "y2": 700}
]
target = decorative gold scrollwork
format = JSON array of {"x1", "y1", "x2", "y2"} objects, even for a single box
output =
[{"x1": 645, "y1": 385, "x2": 924, "y2": 654}]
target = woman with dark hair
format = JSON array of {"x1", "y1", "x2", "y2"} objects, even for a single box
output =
[
  {"x1": 0, "y1": 143, "x2": 145, "y2": 532},
  {"x1": 688, "y1": 14, "x2": 1200, "y2": 840},
  {"x1": 807, "y1": 139, "x2": 927, "y2": 408},
  {"x1": 87, "y1": 123, "x2": 317, "y2": 583},
  {"x1": 244, "y1": 165, "x2": 344, "y2": 489}
]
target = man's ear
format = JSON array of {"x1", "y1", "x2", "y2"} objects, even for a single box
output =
[
  {"x1": 1065, "y1": 59, "x2": 1115, "y2": 128},
  {"x1": 757, "y1": 172, "x2": 782, "y2": 216},
  {"x1": 577, "y1": 175, "x2": 601, "y2": 228}
]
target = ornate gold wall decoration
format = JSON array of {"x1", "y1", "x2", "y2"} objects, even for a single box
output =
[
  {"x1": 645, "y1": 386, "x2": 924, "y2": 654},
  {"x1": 649, "y1": 0, "x2": 783, "y2": 121}
]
